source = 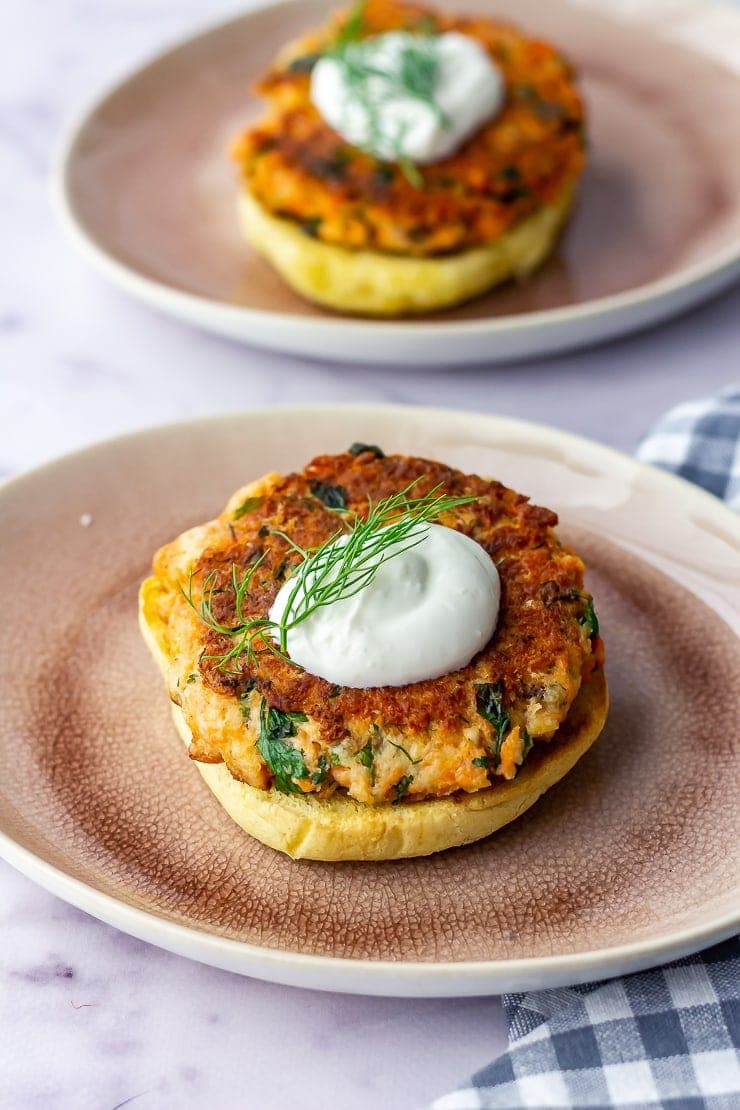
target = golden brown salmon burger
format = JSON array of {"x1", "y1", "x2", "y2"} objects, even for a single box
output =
[
  {"x1": 231, "y1": 0, "x2": 586, "y2": 315},
  {"x1": 139, "y1": 447, "x2": 607, "y2": 860}
]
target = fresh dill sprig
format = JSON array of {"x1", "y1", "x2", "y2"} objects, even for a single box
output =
[
  {"x1": 271, "y1": 481, "x2": 477, "y2": 652},
  {"x1": 325, "y1": 16, "x2": 448, "y2": 188},
  {"x1": 330, "y1": 33, "x2": 444, "y2": 119},
  {"x1": 398, "y1": 158, "x2": 423, "y2": 188},
  {"x1": 333, "y1": 0, "x2": 367, "y2": 49},
  {"x1": 182, "y1": 481, "x2": 478, "y2": 673},
  {"x1": 180, "y1": 556, "x2": 278, "y2": 673},
  {"x1": 397, "y1": 38, "x2": 446, "y2": 121}
]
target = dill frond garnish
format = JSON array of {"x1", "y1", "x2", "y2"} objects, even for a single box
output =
[
  {"x1": 269, "y1": 481, "x2": 477, "y2": 654},
  {"x1": 330, "y1": 34, "x2": 443, "y2": 119},
  {"x1": 333, "y1": 0, "x2": 367, "y2": 49},
  {"x1": 182, "y1": 481, "x2": 478, "y2": 673},
  {"x1": 181, "y1": 554, "x2": 278, "y2": 673},
  {"x1": 233, "y1": 495, "x2": 263, "y2": 520},
  {"x1": 398, "y1": 158, "x2": 424, "y2": 188},
  {"x1": 324, "y1": 16, "x2": 449, "y2": 185},
  {"x1": 397, "y1": 38, "x2": 445, "y2": 119}
]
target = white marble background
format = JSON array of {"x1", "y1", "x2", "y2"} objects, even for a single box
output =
[{"x1": 1, "y1": 1, "x2": 739, "y2": 1107}]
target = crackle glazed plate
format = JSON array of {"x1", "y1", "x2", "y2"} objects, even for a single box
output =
[
  {"x1": 53, "y1": 0, "x2": 740, "y2": 366},
  {"x1": 0, "y1": 405, "x2": 738, "y2": 996}
]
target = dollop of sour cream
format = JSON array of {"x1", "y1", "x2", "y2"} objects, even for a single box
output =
[
  {"x1": 269, "y1": 524, "x2": 500, "y2": 688},
  {"x1": 310, "y1": 31, "x2": 504, "y2": 165}
]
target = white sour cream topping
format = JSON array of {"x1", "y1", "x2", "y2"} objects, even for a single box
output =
[
  {"x1": 310, "y1": 31, "x2": 505, "y2": 165},
  {"x1": 269, "y1": 523, "x2": 500, "y2": 688}
]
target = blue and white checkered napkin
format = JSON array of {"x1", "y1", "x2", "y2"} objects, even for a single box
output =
[
  {"x1": 635, "y1": 385, "x2": 740, "y2": 509},
  {"x1": 431, "y1": 386, "x2": 740, "y2": 1110}
]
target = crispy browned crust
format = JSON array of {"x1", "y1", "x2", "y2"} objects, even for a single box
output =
[
  {"x1": 232, "y1": 0, "x2": 586, "y2": 256},
  {"x1": 149, "y1": 450, "x2": 601, "y2": 807}
]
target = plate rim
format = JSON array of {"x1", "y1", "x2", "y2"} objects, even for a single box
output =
[
  {"x1": 50, "y1": 0, "x2": 740, "y2": 359},
  {"x1": 1, "y1": 402, "x2": 738, "y2": 996}
]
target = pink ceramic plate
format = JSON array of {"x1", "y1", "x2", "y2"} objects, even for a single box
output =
[
  {"x1": 0, "y1": 406, "x2": 737, "y2": 995},
  {"x1": 54, "y1": 0, "x2": 740, "y2": 365}
]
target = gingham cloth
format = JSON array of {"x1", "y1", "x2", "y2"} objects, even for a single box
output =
[
  {"x1": 431, "y1": 387, "x2": 740, "y2": 1110},
  {"x1": 635, "y1": 385, "x2": 740, "y2": 509}
]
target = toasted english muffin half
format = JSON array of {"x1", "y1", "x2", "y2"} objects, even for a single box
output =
[
  {"x1": 238, "y1": 184, "x2": 574, "y2": 316},
  {"x1": 140, "y1": 577, "x2": 606, "y2": 860}
]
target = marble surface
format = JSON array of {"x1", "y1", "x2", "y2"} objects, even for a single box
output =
[{"x1": 1, "y1": 1, "x2": 739, "y2": 1107}]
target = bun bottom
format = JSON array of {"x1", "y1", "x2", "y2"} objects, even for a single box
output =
[
  {"x1": 238, "y1": 185, "x2": 575, "y2": 317},
  {"x1": 140, "y1": 574, "x2": 607, "y2": 860}
]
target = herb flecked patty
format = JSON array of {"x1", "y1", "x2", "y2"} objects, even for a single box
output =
[
  {"x1": 232, "y1": 0, "x2": 586, "y2": 257},
  {"x1": 145, "y1": 449, "x2": 604, "y2": 808}
]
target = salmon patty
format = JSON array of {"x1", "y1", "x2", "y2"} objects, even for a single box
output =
[
  {"x1": 232, "y1": 0, "x2": 586, "y2": 257},
  {"x1": 145, "y1": 449, "x2": 603, "y2": 808}
]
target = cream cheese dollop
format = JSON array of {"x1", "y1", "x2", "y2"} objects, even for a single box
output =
[
  {"x1": 269, "y1": 523, "x2": 500, "y2": 688},
  {"x1": 310, "y1": 31, "x2": 505, "y2": 165}
]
